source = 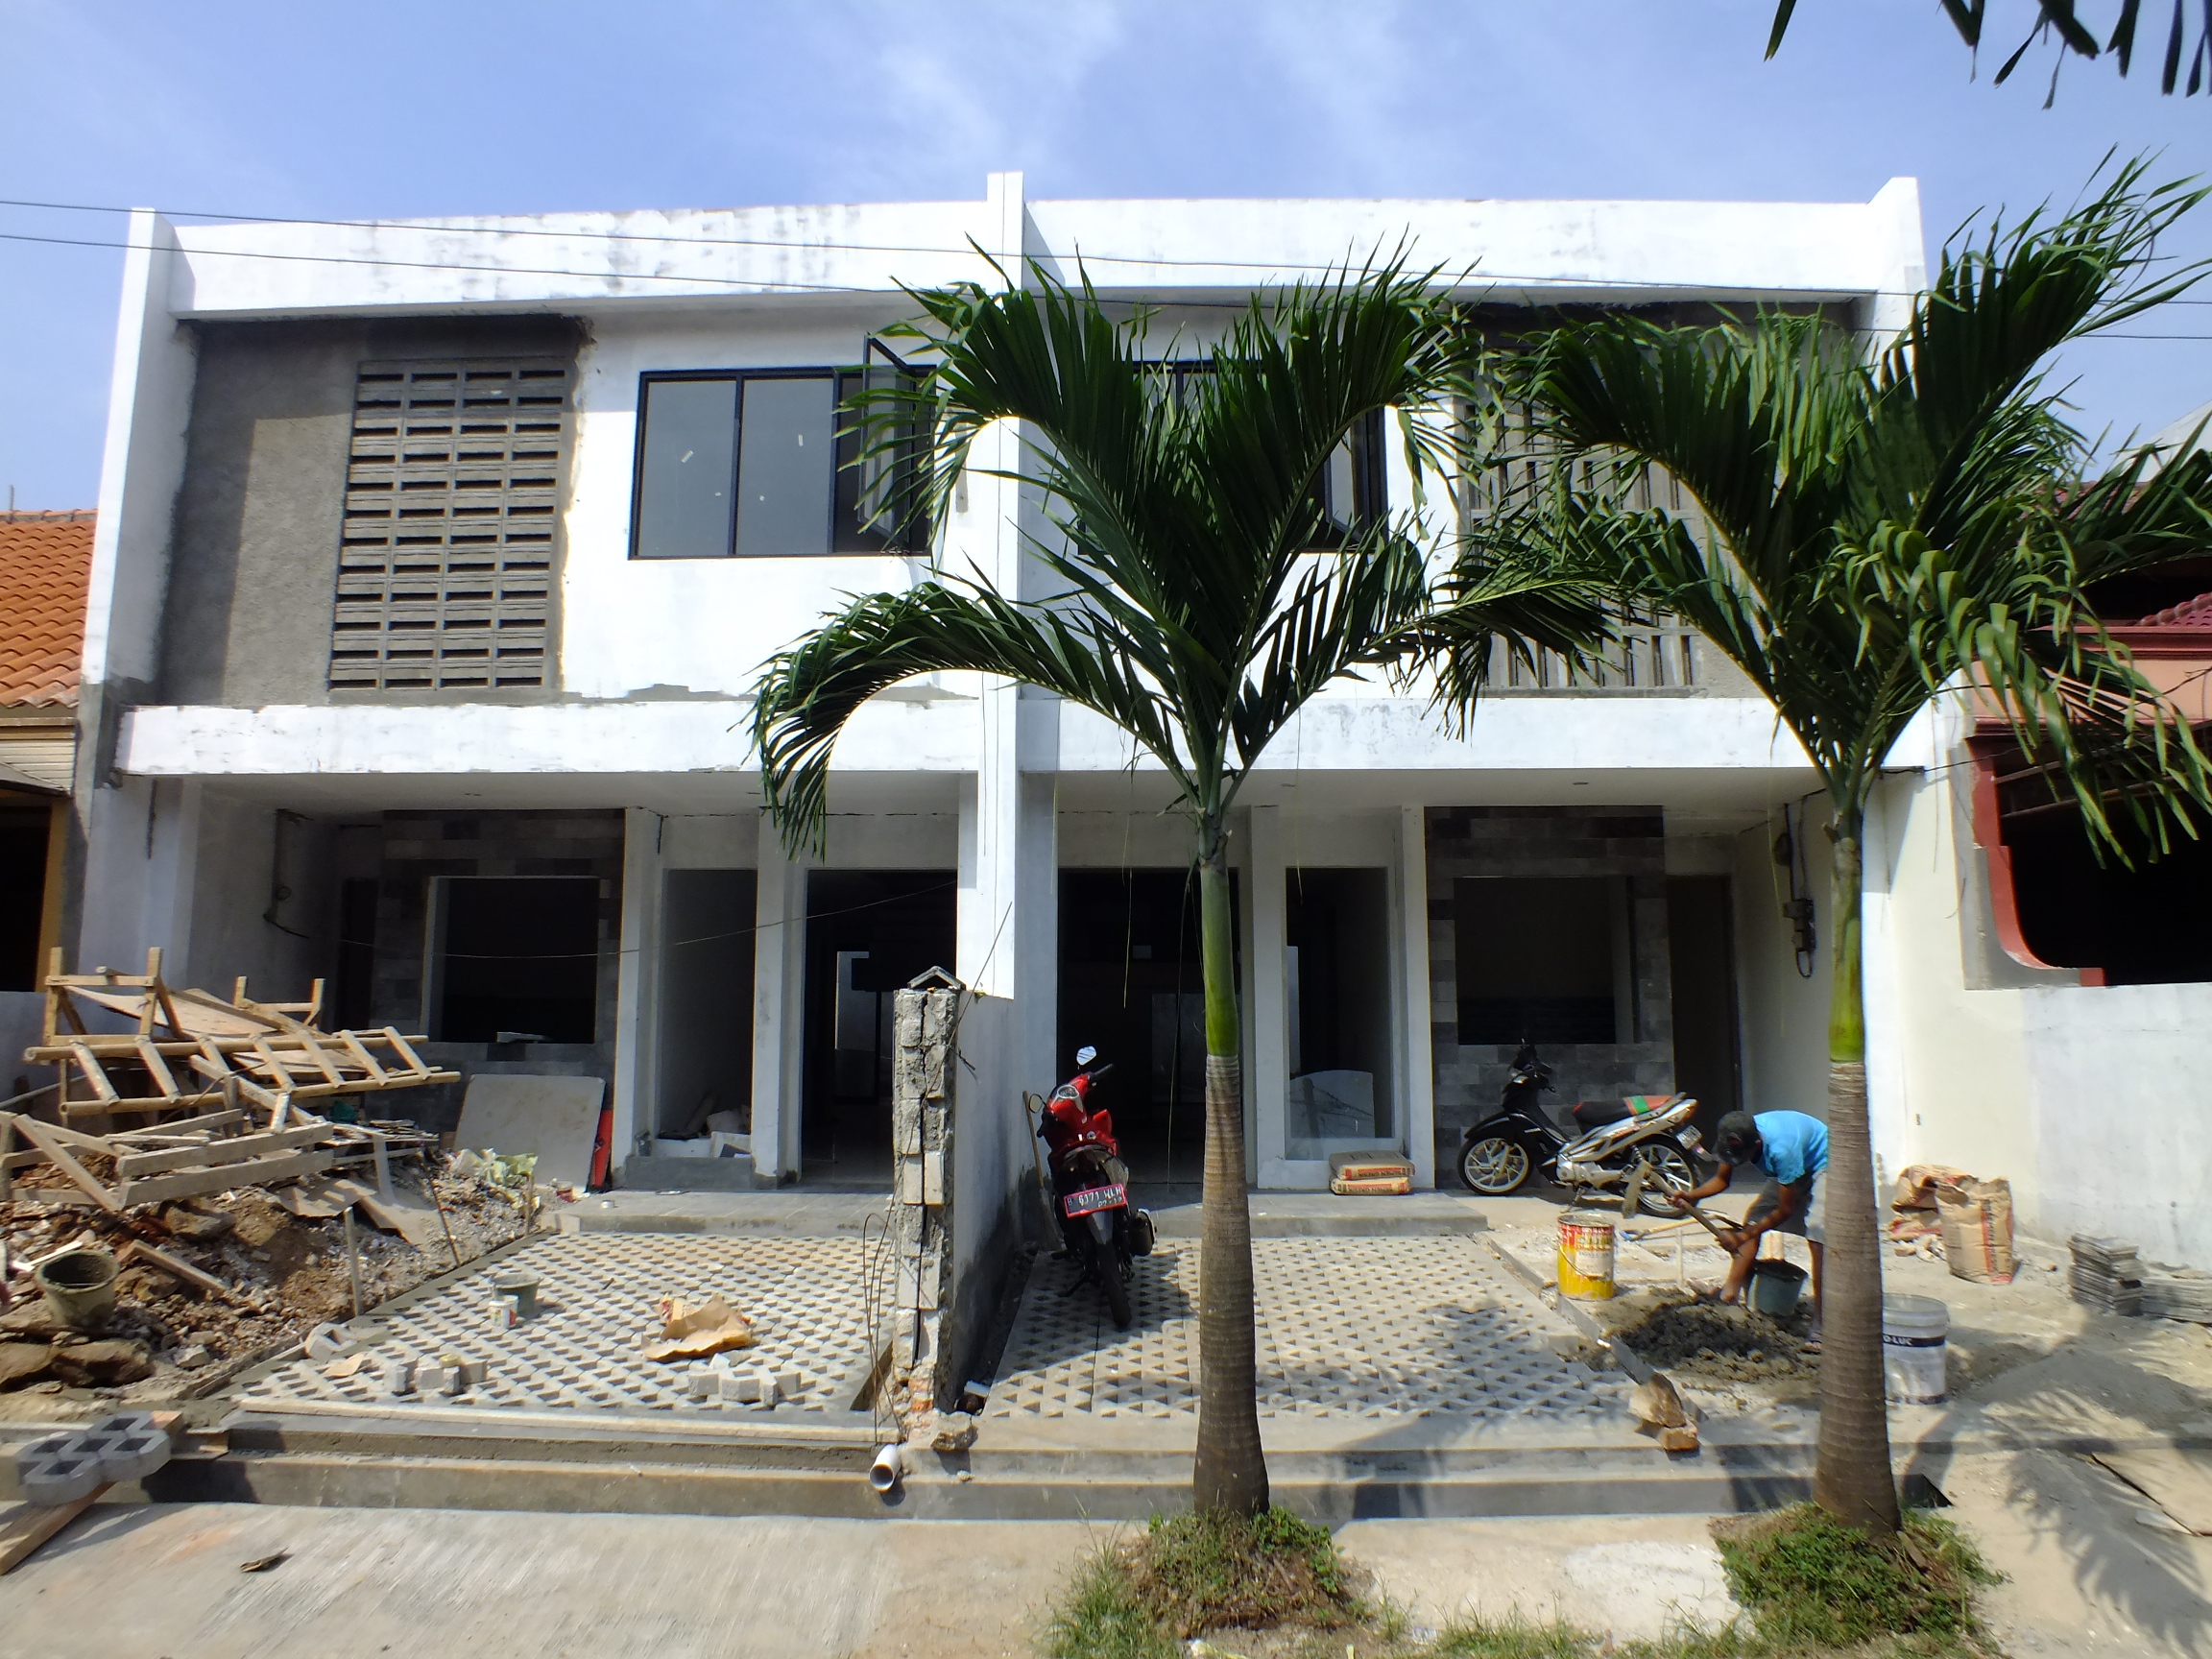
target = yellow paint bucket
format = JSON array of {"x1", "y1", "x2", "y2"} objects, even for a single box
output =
[{"x1": 1557, "y1": 1208, "x2": 1617, "y2": 1300}]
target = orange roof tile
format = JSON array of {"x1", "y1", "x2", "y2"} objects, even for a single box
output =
[{"x1": 0, "y1": 510, "x2": 94, "y2": 707}]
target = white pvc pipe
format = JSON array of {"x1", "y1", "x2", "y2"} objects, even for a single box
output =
[{"x1": 869, "y1": 1442, "x2": 904, "y2": 1493}]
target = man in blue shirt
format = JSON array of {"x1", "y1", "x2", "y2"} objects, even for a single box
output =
[{"x1": 1670, "y1": 1109, "x2": 1829, "y2": 1349}]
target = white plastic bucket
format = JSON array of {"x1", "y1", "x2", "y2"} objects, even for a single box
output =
[{"x1": 1882, "y1": 1293, "x2": 1949, "y2": 1403}]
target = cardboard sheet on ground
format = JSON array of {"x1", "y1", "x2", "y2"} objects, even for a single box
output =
[
  {"x1": 644, "y1": 1295, "x2": 756, "y2": 1361},
  {"x1": 453, "y1": 1075, "x2": 603, "y2": 1192},
  {"x1": 2095, "y1": 1448, "x2": 2212, "y2": 1535}
]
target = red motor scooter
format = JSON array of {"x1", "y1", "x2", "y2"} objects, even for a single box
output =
[{"x1": 1032, "y1": 1046, "x2": 1154, "y2": 1329}]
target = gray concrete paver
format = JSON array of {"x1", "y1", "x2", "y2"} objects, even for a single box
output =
[
  {"x1": 231, "y1": 1232, "x2": 881, "y2": 1418},
  {"x1": 986, "y1": 1236, "x2": 1619, "y2": 1424}
]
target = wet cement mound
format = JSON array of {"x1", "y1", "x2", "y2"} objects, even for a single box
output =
[{"x1": 1607, "y1": 1289, "x2": 1817, "y2": 1382}]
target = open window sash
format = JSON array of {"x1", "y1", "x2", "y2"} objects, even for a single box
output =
[{"x1": 834, "y1": 337, "x2": 931, "y2": 554}]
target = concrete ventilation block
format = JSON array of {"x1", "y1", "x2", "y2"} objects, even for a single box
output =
[
  {"x1": 13, "y1": 1432, "x2": 82, "y2": 1477},
  {"x1": 19, "y1": 1452, "x2": 104, "y2": 1506},
  {"x1": 90, "y1": 1410, "x2": 161, "y2": 1440},
  {"x1": 96, "y1": 1431, "x2": 173, "y2": 1484},
  {"x1": 718, "y1": 1370, "x2": 759, "y2": 1404}
]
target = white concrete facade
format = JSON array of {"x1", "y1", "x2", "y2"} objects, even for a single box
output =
[{"x1": 76, "y1": 171, "x2": 1960, "y2": 1286}]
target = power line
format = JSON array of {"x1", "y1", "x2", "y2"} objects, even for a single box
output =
[{"x1": 16, "y1": 190, "x2": 2207, "y2": 308}]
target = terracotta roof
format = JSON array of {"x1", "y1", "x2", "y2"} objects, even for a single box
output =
[
  {"x1": 0, "y1": 510, "x2": 94, "y2": 707},
  {"x1": 2134, "y1": 591, "x2": 2212, "y2": 628}
]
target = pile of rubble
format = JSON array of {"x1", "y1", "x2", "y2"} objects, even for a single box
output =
[
  {"x1": 3, "y1": 1146, "x2": 549, "y2": 1407},
  {"x1": 1, "y1": 950, "x2": 561, "y2": 1413}
]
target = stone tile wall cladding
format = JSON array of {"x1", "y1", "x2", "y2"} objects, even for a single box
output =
[
  {"x1": 1427, "y1": 806, "x2": 1675, "y2": 1166},
  {"x1": 369, "y1": 807, "x2": 625, "y2": 1131}
]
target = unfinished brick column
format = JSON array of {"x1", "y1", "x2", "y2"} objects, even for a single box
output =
[{"x1": 890, "y1": 974, "x2": 957, "y2": 1433}]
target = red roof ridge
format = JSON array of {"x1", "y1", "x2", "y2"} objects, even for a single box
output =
[{"x1": 2133, "y1": 590, "x2": 2212, "y2": 628}]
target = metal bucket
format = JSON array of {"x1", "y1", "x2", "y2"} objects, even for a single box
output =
[
  {"x1": 1557, "y1": 1209, "x2": 1616, "y2": 1300},
  {"x1": 36, "y1": 1248, "x2": 118, "y2": 1331}
]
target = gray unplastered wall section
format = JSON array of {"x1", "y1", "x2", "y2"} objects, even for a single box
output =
[
  {"x1": 370, "y1": 808, "x2": 625, "y2": 1133},
  {"x1": 155, "y1": 315, "x2": 583, "y2": 708},
  {"x1": 1426, "y1": 806, "x2": 1676, "y2": 1158}
]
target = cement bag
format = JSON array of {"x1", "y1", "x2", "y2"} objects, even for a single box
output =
[
  {"x1": 1891, "y1": 1164, "x2": 1971, "y2": 1214},
  {"x1": 1936, "y1": 1177, "x2": 2016, "y2": 1285}
]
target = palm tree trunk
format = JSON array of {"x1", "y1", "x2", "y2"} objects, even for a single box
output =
[
  {"x1": 1812, "y1": 815, "x2": 1901, "y2": 1536},
  {"x1": 1190, "y1": 834, "x2": 1268, "y2": 1515}
]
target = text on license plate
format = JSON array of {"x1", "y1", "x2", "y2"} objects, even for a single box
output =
[{"x1": 1064, "y1": 1185, "x2": 1125, "y2": 1217}]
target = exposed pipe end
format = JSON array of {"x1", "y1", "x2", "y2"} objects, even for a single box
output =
[{"x1": 868, "y1": 1442, "x2": 904, "y2": 1493}]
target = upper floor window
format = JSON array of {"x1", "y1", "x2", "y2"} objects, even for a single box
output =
[{"x1": 630, "y1": 349, "x2": 927, "y2": 560}]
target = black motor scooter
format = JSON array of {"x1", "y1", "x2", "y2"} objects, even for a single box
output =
[{"x1": 1454, "y1": 1040, "x2": 1703, "y2": 1214}]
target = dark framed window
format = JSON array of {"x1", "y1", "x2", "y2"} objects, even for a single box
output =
[{"x1": 630, "y1": 344, "x2": 927, "y2": 560}]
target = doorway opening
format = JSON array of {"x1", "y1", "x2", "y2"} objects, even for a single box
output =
[
  {"x1": 801, "y1": 870, "x2": 955, "y2": 1187},
  {"x1": 1665, "y1": 876, "x2": 1742, "y2": 1136},
  {"x1": 658, "y1": 869, "x2": 757, "y2": 1139},
  {"x1": 1057, "y1": 868, "x2": 1239, "y2": 1186},
  {"x1": 1285, "y1": 867, "x2": 1396, "y2": 1158},
  {"x1": 0, "y1": 804, "x2": 53, "y2": 993}
]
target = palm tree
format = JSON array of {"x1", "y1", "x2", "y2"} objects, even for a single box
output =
[
  {"x1": 1467, "y1": 164, "x2": 2212, "y2": 1534},
  {"x1": 751, "y1": 264, "x2": 1604, "y2": 1513},
  {"x1": 1766, "y1": 1, "x2": 2212, "y2": 99}
]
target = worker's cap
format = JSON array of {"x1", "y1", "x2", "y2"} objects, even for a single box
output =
[{"x1": 1714, "y1": 1112, "x2": 1760, "y2": 1161}]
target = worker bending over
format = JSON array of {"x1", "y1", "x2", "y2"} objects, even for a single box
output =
[{"x1": 1670, "y1": 1109, "x2": 1826, "y2": 1352}]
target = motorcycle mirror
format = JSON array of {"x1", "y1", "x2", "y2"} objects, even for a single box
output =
[{"x1": 1075, "y1": 1046, "x2": 1097, "y2": 1069}]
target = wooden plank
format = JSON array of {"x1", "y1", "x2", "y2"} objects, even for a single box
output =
[
  {"x1": 115, "y1": 1147, "x2": 336, "y2": 1209},
  {"x1": 3, "y1": 1114, "x2": 116, "y2": 1158},
  {"x1": 113, "y1": 1123, "x2": 332, "y2": 1179},
  {"x1": 133, "y1": 1037, "x2": 180, "y2": 1098},
  {"x1": 118, "y1": 1239, "x2": 252, "y2": 1304},
  {"x1": 137, "y1": 948, "x2": 162, "y2": 1036},
  {"x1": 108, "y1": 1108, "x2": 249, "y2": 1142},
  {"x1": 61, "y1": 1094, "x2": 221, "y2": 1118},
  {"x1": 67, "y1": 1044, "x2": 119, "y2": 1104},
  {"x1": 0, "y1": 1485, "x2": 111, "y2": 1575},
  {"x1": 337, "y1": 1031, "x2": 390, "y2": 1083},
  {"x1": 10, "y1": 1118, "x2": 118, "y2": 1213},
  {"x1": 292, "y1": 1032, "x2": 347, "y2": 1089},
  {"x1": 252, "y1": 1038, "x2": 301, "y2": 1090},
  {"x1": 383, "y1": 1028, "x2": 430, "y2": 1076}
]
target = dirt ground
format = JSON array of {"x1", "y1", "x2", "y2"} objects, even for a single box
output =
[
  {"x1": 1, "y1": 1152, "x2": 556, "y2": 1423},
  {"x1": 1479, "y1": 1187, "x2": 2212, "y2": 1426}
]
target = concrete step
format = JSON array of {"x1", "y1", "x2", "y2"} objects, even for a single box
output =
[{"x1": 55, "y1": 1402, "x2": 1812, "y2": 1523}]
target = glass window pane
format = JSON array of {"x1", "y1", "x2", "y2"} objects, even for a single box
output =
[
  {"x1": 636, "y1": 378, "x2": 737, "y2": 559},
  {"x1": 736, "y1": 376, "x2": 834, "y2": 557}
]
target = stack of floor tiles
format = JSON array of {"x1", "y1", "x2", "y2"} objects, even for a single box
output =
[
  {"x1": 2138, "y1": 1267, "x2": 2212, "y2": 1324},
  {"x1": 2069, "y1": 1235, "x2": 2144, "y2": 1315}
]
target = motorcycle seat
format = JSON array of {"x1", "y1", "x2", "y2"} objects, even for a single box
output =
[{"x1": 1570, "y1": 1098, "x2": 1633, "y2": 1127}]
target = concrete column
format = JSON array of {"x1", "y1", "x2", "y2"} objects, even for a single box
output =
[
  {"x1": 611, "y1": 806, "x2": 664, "y2": 1167},
  {"x1": 1013, "y1": 772, "x2": 1058, "y2": 1094},
  {"x1": 1248, "y1": 805, "x2": 1291, "y2": 1187},
  {"x1": 749, "y1": 815, "x2": 808, "y2": 1183},
  {"x1": 1398, "y1": 805, "x2": 1438, "y2": 1190}
]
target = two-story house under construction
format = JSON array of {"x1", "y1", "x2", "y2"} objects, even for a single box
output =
[{"x1": 77, "y1": 174, "x2": 1964, "y2": 1295}]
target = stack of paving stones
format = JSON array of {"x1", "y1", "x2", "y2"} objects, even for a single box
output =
[
  {"x1": 12, "y1": 1411, "x2": 172, "y2": 1505},
  {"x1": 2069, "y1": 1236, "x2": 2145, "y2": 1315}
]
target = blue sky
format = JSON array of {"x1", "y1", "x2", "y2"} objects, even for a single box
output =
[{"x1": 2, "y1": 0, "x2": 2208, "y2": 509}]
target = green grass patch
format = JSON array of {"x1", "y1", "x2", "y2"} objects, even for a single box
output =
[
  {"x1": 1042, "y1": 1540, "x2": 1180, "y2": 1659},
  {"x1": 1127, "y1": 1507, "x2": 1362, "y2": 1637},
  {"x1": 1043, "y1": 1507, "x2": 1366, "y2": 1656},
  {"x1": 1711, "y1": 1503, "x2": 2001, "y2": 1652}
]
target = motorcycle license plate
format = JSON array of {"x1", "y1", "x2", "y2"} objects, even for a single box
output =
[{"x1": 1064, "y1": 1184, "x2": 1125, "y2": 1218}]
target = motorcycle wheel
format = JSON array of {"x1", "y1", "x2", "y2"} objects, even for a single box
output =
[
  {"x1": 1099, "y1": 1241, "x2": 1133, "y2": 1329},
  {"x1": 1458, "y1": 1135, "x2": 1532, "y2": 1195},
  {"x1": 1628, "y1": 1138, "x2": 1695, "y2": 1215}
]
